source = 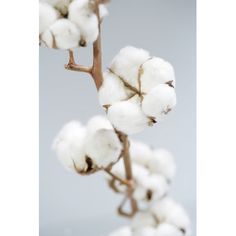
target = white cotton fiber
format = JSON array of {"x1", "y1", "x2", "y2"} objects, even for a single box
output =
[
  {"x1": 147, "y1": 149, "x2": 176, "y2": 182},
  {"x1": 133, "y1": 174, "x2": 169, "y2": 202},
  {"x1": 42, "y1": 0, "x2": 72, "y2": 16},
  {"x1": 152, "y1": 197, "x2": 191, "y2": 235},
  {"x1": 86, "y1": 115, "x2": 113, "y2": 136},
  {"x1": 130, "y1": 140, "x2": 153, "y2": 167},
  {"x1": 110, "y1": 46, "x2": 150, "y2": 89},
  {"x1": 41, "y1": 29, "x2": 54, "y2": 48},
  {"x1": 52, "y1": 121, "x2": 87, "y2": 172},
  {"x1": 155, "y1": 223, "x2": 183, "y2": 236},
  {"x1": 133, "y1": 226, "x2": 157, "y2": 236},
  {"x1": 141, "y1": 57, "x2": 176, "y2": 93},
  {"x1": 68, "y1": 0, "x2": 99, "y2": 43},
  {"x1": 47, "y1": 19, "x2": 80, "y2": 49},
  {"x1": 85, "y1": 129, "x2": 122, "y2": 168},
  {"x1": 39, "y1": 1, "x2": 58, "y2": 34},
  {"x1": 131, "y1": 211, "x2": 156, "y2": 230},
  {"x1": 98, "y1": 71, "x2": 131, "y2": 106},
  {"x1": 107, "y1": 96, "x2": 149, "y2": 134},
  {"x1": 109, "y1": 226, "x2": 132, "y2": 236},
  {"x1": 142, "y1": 84, "x2": 176, "y2": 120}
]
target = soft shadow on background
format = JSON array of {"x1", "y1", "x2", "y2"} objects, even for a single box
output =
[{"x1": 40, "y1": 0, "x2": 196, "y2": 235}]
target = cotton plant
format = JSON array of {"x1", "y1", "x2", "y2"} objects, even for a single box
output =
[{"x1": 39, "y1": 0, "x2": 191, "y2": 235}]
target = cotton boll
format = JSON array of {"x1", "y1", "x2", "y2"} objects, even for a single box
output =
[
  {"x1": 47, "y1": 19, "x2": 80, "y2": 49},
  {"x1": 98, "y1": 71, "x2": 131, "y2": 106},
  {"x1": 110, "y1": 46, "x2": 150, "y2": 89},
  {"x1": 152, "y1": 197, "x2": 191, "y2": 235},
  {"x1": 107, "y1": 96, "x2": 149, "y2": 134},
  {"x1": 141, "y1": 57, "x2": 176, "y2": 93},
  {"x1": 132, "y1": 211, "x2": 156, "y2": 230},
  {"x1": 39, "y1": 2, "x2": 58, "y2": 34},
  {"x1": 86, "y1": 115, "x2": 113, "y2": 136},
  {"x1": 99, "y1": 4, "x2": 109, "y2": 18},
  {"x1": 85, "y1": 129, "x2": 122, "y2": 168},
  {"x1": 148, "y1": 149, "x2": 176, "y2": 182},
  {"x1": 133, "y1": 174, "x2": 169, "y2": 202},
  {"x1": 133, "y1": 226, "x2": 157, "y2": 236},
  {"x1": 52, "y1": 121, "x2": 87, "y2": 172},
  {"x1": 165, "y1": 204, "x2": 191, "y2": 235},
  {"x1": 109, "y1": 226, "x2": 132, "y2": 236},
  {"x1": 130, "y1": 140, "x2": 153, "y2": 167},
  {"x1": 151, "y1": 197, "x2": 177, "y2": 222},
  {"x1": 42, "y1": 0, "x2": 72, "y2": 16},
  {"x1": 142, "y1": 84, "x2": 176, "y2": 120},
  {"x1": 68, "y1": 0, "x2": 99, "y2": 44},
  {"x1": 155, "y1": 223, "x2": 183, "y2": 236}
]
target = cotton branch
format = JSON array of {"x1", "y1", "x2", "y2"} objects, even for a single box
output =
[
  {"x1": 64, "y1": 0, "x2": 138, "y2": 218},
  {"x1": 65, "y1": 0, "x2": 103, "y2": 90}
]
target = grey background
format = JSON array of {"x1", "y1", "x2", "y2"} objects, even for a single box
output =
[{"x1": 39, "y1": 0, "x2": 196, "y2": 235}]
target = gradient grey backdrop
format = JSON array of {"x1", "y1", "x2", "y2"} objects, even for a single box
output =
[{"x1": 40, "y1": 0, "x2": 196, "y2": 235}]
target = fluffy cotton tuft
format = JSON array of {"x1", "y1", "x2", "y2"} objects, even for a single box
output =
[
  {"x1": 133, "y1": 226, "x2": 157, "y2": 236},
  {"x1": 132, "y1": 211, "x2": 156, "y2": 230},
  {"x1": 130, "y1": 140, "x2": 153, "y2": 167},
  {"x1": 98, "y1": 71, "x2": 131, "y2": 106},
  {"x1": 141, "y1": 57, "x2": 176, "y2": 93},
  {"x1": 109, "y1": 226, "x2": 132, "y2": 236},
  {"x1": 142, "y1": 84, "x2": 176, "y2": 120},
  {"x1": 39, "y1": 2, "x2": 58, "y2": 34},
  {"x1": 110, "y1": 46, "x2": 150, "y2": 89},
  {"x1": 147, "y1": 149, "x2": 176, "y2": 182},
  {"x1": 42, "y1": 19, "x2": 80, "y2": 49},
  {"x1": 68, "y1": 0, "x2": 99, "y2": 44},
  {"x1": 40, "y1": 0, "x2": 109, "y2": 48},
  {"x1": 101, "y1": 46, "x2": 176, "y2": 134},
  {"x1": 155, "y1": 223, "x2": 183, "y2": 236},
  {"x1": 86, "y1": 115, "x2": 113, "y2": 135},
  {"x1": 42, "y1": 0, "x2": 72, "y2": 15},
  {"x1": 85, "y1": 128, "x2": 122, "y2": 168},
  {"x1": 133, "y1": 174, "x2": 169, "y2": 202},
  {"x1": 53, "y1": 116, "x2": 122, "y2": 174},
  {"x1": 52, "y1": 121, "x2": 87, "y2": 172},
  {"x1": 107, "y1": 96, "x2": 149, "y2": 135},
  {"x1": 152, "y1": 197, "x2": 191, "y2": 235}
]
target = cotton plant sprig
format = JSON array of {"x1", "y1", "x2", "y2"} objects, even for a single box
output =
[{"x1": 39, "y1": 0, "x2": 191, "y2": 235}]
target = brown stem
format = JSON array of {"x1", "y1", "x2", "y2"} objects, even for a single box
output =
[
  {"x1": 105, "y1": 169, "x2": 132, "y2": 187},
  {"x1": 116, "y1": 131, "x2": 138, "y2": 217},
  {"x1": 65, "y1": 1, "x2": 103, "y2": 89},
  {"x1": 65, "y1": 50, "x2": 92, "y2": 74},
  {"x1": 91, "y1": 0, "x2": 103, "y2": 89}
]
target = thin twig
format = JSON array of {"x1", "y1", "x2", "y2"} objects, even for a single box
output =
[
  {"x1": 105, "y1": 169, "x2": 132, "y2": 187},
  {"x1": 65, "y1": 50, "x2": 92, "y2": 74},
  {"x1": 117, "y1": 131, "x2": 138, "y2": 217}
]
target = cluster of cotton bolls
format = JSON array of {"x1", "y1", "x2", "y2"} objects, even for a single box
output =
[
  {"x1": 39, "y1": 0, "x2": 108, "y2": 49},
  {"x1": 52, "y1": 115, "x2": 122, "y2": 174},
  {"x1": 109, "y1": 197, "x2": 191, "y2": 236},
  {"x1": 107, "y1": 140, "x2": 176, "y2": 203},
  {"x1": 98, "y1": 46, "x2": 177, "y2": 135},
  {"x1": 107, "y1": 141, "x2": 191, "y2": 236}
]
